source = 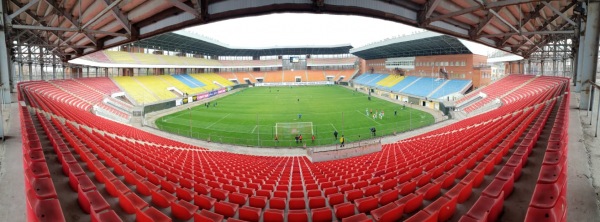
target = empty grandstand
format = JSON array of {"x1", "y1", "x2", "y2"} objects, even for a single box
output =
[
  {"x1": 2, "y1": 1, "x2": 599, "y2": 222},
  {"x1": 15, "y1": 73, "x2": 571, "y2": 222}
]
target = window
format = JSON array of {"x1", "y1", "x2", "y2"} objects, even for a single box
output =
[{"x1": 461, "y1": 74, "x2": 465, "y2": 78}]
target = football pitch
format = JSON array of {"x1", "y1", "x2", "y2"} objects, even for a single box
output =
[{"x1": 155, "y1": 85, "x2": 435, "y2": 147}]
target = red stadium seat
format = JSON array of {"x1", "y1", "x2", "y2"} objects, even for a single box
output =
[
  {"x1": 341, "y1": 213, "x2": 371, "y2": 222},
  {"x1": 405, "y1": 210, "x2": 437, "y2": 222},
  {"x1": 228, "y1": 192, "x2": 248, "y2": 206},
  {"x1": 119, "y1": 192, "x2": 149, "y2": 214},
  {"x1": 91, "y1": 210, "x2": 122, "y2": 222},
  {"x1": 371, "y1": 202, "x2": 404, "y2": 222},
  {"x1": 194, "y1": 194, "x2": 216, "y2": 210},
  {"x1": 249, "y1": 196, "x2": 267, "y2": 209},
  {"x1": 176, "y1": 187, "x2": 194, "y2": 202},
  {"x1": 334, "y1": 202, "x2": 356, "y2": 220},
  {"x1": 424, "y1": 196, "x2": 457, "y2": 222},
  {"x1": 309, "y1": 196, "x2": 326, "y2": 209},
  {"x1": 214, "y1": 201, "x2": 239, "y2": 218},
  {"x1": 445, "y1": 181, "x2": 473, "y2": 203},
  {"x1": 105, "y1": 179, "x2": 131, "y2": 197},
  {"x1": 328, "y1": 193, "x2": 345, "y2": 206},
  {"x1": 416, "y1": 182, "x2": 442, "y2": 200},
  {"x1": 375, "y1": 188, "x2": 399, "y2": 205},
  {"x1": 136, "y1": 180, "x2": 159, "y2": 196},
  {"x1": 77, "y1": 189, "x2": 110, "y2": 214},
  {"x1": 27, "y1": 197, "x2": 66, "y2": 222},
  {"x1": 239, "y1": 205, "x2": 261, "y2": 222},
  {"x1": 464, "y1": 192, "x2": 504, "y2": 222},
  {"x1": 151, "y1": 190, "x2": 177, "y2": 208},
  {"x1": 311, "y1": 207, "x2": 333, "y2": 222},
  {"x1": 287, "y1": 209, "x2": 309, "y2": 222},
  {"x1": 395, "y1": 193, "x2": 423, "y2": 214},
  {"x1": 136, "y1": 207, "x2": 172, "y2": 222},
  {"x1": 289, "y1": 198, "x2": 306, "y2": 210},
  {"x1": 263, "y1": 209, "x2": 285, "y2": 222},
  {"x1": 269, "y1": 197, "x2": 286, "y2": 210},
  {"x1": 171, "y1": 200, "x2": 198, "y2": 220},
  {"x1": 345, "y1": 189, "x2": 364, "y2": 202},
  {"x1": 354, "y1": 196, "x2": 378, "y2": 213},
  {"x1": 210, "y1": 188, "x2": 229, "y2": 201},
  {"x1": 195, "y1": 209, "x2": 224, "y2": 222}
]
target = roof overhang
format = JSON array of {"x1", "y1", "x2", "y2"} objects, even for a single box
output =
[
  {"x1": 131, "y1": 31, "x2": 352, "y2": 57},
  {"x1": 350, "y1": 32, "x2": 474, "y2": 60}
]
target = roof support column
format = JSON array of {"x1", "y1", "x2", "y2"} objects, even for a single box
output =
[
  {"x1": 0, "y1": 1, "x2": 12, "y2": 108},
  {"x1": 28, "y1": 63, "x2": 32, "y2": 81},
  {"x1": 40, "y1": 63, "x2": 44, "y2": 81},
  {"x1": 580, "y1": 1, "x2": 600, "y2": 110},
  {"x1": 18, "y1": 62, "x2": 23, "y2": 83},
  {"x1": 553, "y1": 58, "x2": 557, "y2": 76},
  {"x1": 541, "y1": 60, "x2": 545, "y2": 75},
  {"x1": 563, "y1": 58, "x2": 567, "y2": 77},
  {"x1": 51, "y1": 54, "x2": 56, "y2": 80},
  {"x1": 573, "y1": 44, "x2": 578, "y2": 83},
  {"x1": 519, "y1": 60, "x2": 524, "y2": 74},
  {"x1": 575, "y1": 25, "x2": 586, "y2": 91}
]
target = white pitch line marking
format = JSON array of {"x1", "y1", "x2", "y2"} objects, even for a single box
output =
[{"x1": 205, "y1": 113, "x2": 231, "y2": 129}]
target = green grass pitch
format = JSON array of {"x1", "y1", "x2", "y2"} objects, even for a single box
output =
[{"x1": 155, "y1": 85, "x2": 435, "y2": 147}]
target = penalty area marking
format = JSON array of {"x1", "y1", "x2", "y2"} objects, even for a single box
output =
[
  {"x1": 251, "y1": 125, "x2": 258, "y2": 133},
  {"x1": 330, "y1": 123, "x2": 338, "y2": 131},
  {"x1": 204, "y1": 113, "x2": 231, "y2": 129}
]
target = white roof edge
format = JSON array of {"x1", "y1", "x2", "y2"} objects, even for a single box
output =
[
  {"x1": 487, "y1": 55, "x2": 524, "y2": 63},
  {"x1": 174, "y1": 30, "x2": 231, "y2": 48},
  {"x1": 350, "y1": 31, "x2": 443, "y2": 53},
  {"x1": 175, "y1": 30, "x2": 351, "y2": 50},
  {"x1": 69, "y1": 58, "x2": 282, "y2": 69},
  {"x1": 457, "y1": 39, "x2": 489, "y2": 56}
]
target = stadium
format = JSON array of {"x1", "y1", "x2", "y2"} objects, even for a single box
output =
[{"x1": 0, "y1": 1, "x2": 599, "y2": 222}]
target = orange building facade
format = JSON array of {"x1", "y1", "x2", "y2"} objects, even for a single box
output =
[{"x1": 362, "y1": 54, "x2": 492, "y2": 88}]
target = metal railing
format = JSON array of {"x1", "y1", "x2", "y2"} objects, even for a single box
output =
[{"x1": 585, "y1": 80, "x2": 600, "y2": 137}]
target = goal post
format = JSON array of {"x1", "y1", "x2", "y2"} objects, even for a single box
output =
[{"x1": 274, "y1": 122, "x2": 314, "y2": 139}]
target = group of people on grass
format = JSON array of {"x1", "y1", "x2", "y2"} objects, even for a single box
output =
[
  {"x1": 274, "y1": 134, "x2": 316, "y2": 144},
  {"x1": 366, "y1": 108, "x2": 385, "y2": 120}
]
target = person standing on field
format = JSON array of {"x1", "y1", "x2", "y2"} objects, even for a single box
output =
[
  {"x1": 333, "y1": 130, "x2": 338, "y2": 140},
  {"x1": 340, "y1": 135, "x2": 345, "y2": 147}
]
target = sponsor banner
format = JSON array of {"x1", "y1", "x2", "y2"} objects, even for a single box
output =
[
  {"x1": 197, "y1": 93, "x2": 209, "y2": 100},
  {"x1": 255, "y1": 81, "x2": 334, "y2": 87},
  {"x1": 174, "y1": 88, "x2": 228, "y2": 106}
]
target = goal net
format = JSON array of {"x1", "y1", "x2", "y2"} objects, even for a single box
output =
[{"x1": 275, "y1": 122, "x2": 314, "y2": 139}]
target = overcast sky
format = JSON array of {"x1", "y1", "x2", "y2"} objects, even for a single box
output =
[
  {"x1": 187, "y1": 13, "x2": 425, "y2": 48},
  {"x1": 186, "y1": 13, "x2": 498, "y2": 54}
]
